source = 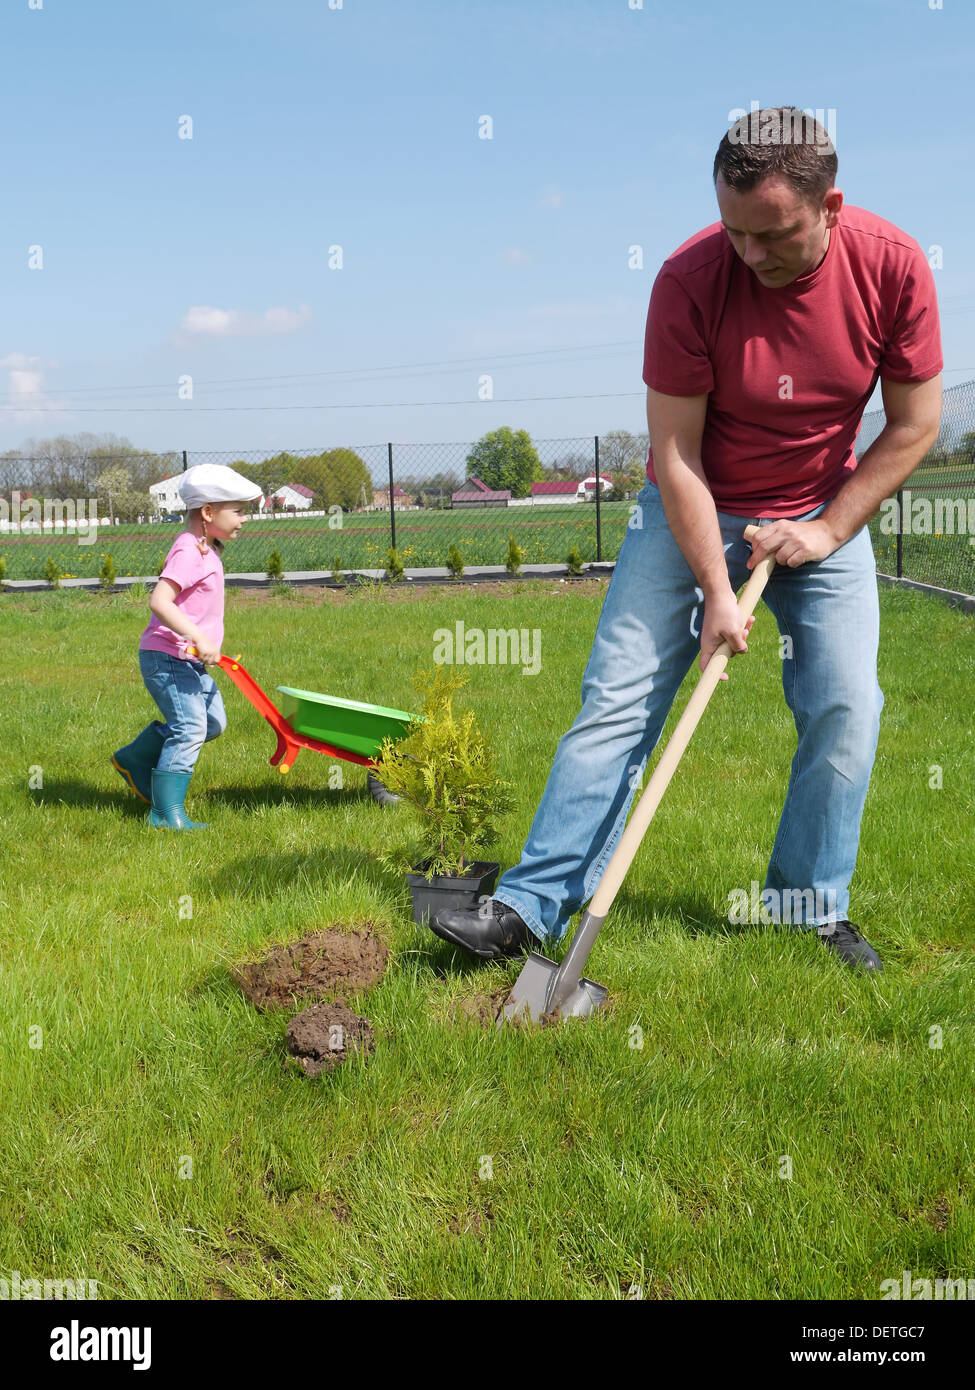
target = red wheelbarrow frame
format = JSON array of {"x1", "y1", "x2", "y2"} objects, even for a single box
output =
[{"x1": 213, "y1": 654, "x2": 376, "y2": 775}]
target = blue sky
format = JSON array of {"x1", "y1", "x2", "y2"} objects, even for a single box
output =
[{"x1": 1, "y1": 0, "x2": 972, "y2": 465}]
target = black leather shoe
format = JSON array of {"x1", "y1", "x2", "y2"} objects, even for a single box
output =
[
  {"x1": 818, "y1": 920, "x2": 882, "y2": 972},
  {"x1": 430, "y1": 899, "x2": 534, "y2": 959}
]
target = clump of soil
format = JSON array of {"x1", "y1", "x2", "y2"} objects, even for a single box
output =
[
  {"x1": 446, "y1": 987, "x2": 562, "y2": 1030},
  {"x1": 447, "y1": 987, "x2": 511, "y2": 1029},
  {"x1": 286, "y1": 1002, "x2": 375, "y2": 1076},
  {"x1": 233, "y1": 929, "x2": 389, "y2": 1011}
]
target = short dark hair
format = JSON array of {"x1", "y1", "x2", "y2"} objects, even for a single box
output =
[{"x1": 713, "y1": 106, "x2": 837, "y2": 206}]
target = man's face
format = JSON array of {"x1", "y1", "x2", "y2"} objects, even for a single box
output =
[{"x1": 715, "y1": 172, "x2": 842, "y2": 287}]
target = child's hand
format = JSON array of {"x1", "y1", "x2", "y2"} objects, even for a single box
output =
[{"x1": 192, "y1": 638, "x2": 222, "y2": 666}]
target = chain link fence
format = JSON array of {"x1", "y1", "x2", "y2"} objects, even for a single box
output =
[
  {"x1": 0, "y1": 435, "x2": 641, "y2": 584},
  {"x1": 863, "y1": 379, "x2": 975, "y2": 593},
  {"x1": 2, "y1": 380, "x2": 974, "y2": 594}
]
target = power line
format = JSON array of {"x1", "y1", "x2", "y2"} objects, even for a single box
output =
[
  {"x1": 8, "y1": 340, "x2": 642, "y2": 402},
  {"x1": 0, "y1": 390, "x2": 647, "y2": 415}
]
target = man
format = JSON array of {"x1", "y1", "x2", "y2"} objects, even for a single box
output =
[{"x1": 433, "y1": 107, "x2": 942, "y2": 973}]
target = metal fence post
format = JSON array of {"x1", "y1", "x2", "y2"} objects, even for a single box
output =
[
  {"x1": 896, "y1": 487, "x2": 903, "y2": 579},
  {"x1": 594, "y1": 435, "x2": 602, "y2": 562},
  {"x1": 182, "y1": 449, "x2": 187, "y2": 472},
  {"x1": 387, "y1": 442, "x2": 396, "y2": 551}
]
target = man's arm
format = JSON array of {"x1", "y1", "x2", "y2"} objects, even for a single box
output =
[
  {"x1": 647, "y1": 386, "x2": 754, "y2": 675},
  {"x1": 747, "y1": 374, "x2": 943, "y2": 569}
]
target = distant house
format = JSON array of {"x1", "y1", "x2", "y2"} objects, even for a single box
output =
[
  {"x1": 530, "y1": 480, "x2": 580, "y2": 506},
  {"x1": 370, "y1": 485, "x2": 411, "y2": 511},
  {"x1": 149, "y1": 473, "x2": 185, "y2": 514},
  {"x1": 270, "y1": 483, "x2": 314, "y2": 511},
  {"x1": 452, "y1": 477, "x2": 511, "y2": 509},
  {"x1": 579, "y1": 473, "x2": 614, "y2": 498}
]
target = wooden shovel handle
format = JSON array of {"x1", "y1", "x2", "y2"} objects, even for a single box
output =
[{"x1": 588, "y1": 524, "x2": 774, "y2": 917}]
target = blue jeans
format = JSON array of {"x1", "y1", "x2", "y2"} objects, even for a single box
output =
[
  {"x1": 138, "y1": 649, "x2": 227, "y2": 775},
  {"x1": 494, "y1": 481, "x2": 883, "y2": 941}
]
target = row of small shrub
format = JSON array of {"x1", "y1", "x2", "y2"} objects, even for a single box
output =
[
  {"x1": 0, "y1": 541, "x2": 588, "y2": 594},
  {"x1": 8, "y1": 554, "x2": 119, "y2": 589},
  {"x1": 264, "y1": 539, "x2": 588, "y2": 584}
]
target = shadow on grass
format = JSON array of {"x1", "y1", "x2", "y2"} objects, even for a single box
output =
[
  {"x1": 397, "y1": 886, "x2": 756, "y2": 985},
  {"x1": 567, "y1": 886, "x2": 755, "y2": 943},
  {"x1": 36, "y1": 777, "x2": 381, "y2": 814},
  {"x1": 213, "y1": 843, "x2": 393, "y2": 901},
  {"x1": 36, "y1": 778, "x2": 128, "y2": 810},
  {"x1": 408, "y1": 933, "x2": 515, "y2": 982},
  {"x1": 214, "y1": 841, "x2": 504, "y2": 985},
  {"x1": 204, "y1": 782, "x2": 376, "y2": 809}
]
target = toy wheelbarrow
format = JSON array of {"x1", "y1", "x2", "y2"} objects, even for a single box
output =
[{"x1": 188, "y1": 647, "x2": 415, "y2": 802}]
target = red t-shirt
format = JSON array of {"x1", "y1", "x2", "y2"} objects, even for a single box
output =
[{"x1": 642, "y1": 205, "x2": 942, "y2": 516}]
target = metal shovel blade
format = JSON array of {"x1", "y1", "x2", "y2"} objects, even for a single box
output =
[{"x1": 498, "y1": 951, "x2": 608, "y2": 1027}]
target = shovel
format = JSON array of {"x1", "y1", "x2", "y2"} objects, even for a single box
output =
[{"x1": 499, "y1": 525, "x2": 776, "y2": 1027}]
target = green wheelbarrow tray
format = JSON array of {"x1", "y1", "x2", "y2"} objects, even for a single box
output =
[
  {"x1": 277, "y1": 686, "x2": 417, "y2": 760},
  {"x1": 202, "y1": 652, "x2": 420, "y2": 775}
]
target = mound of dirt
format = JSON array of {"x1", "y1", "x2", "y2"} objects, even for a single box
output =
[
  {"x1": 286, "y1": 1002, "x2": 375, "y2": 1076},
  {"x1": 233, "y1": 929, "x2": 389, "y2": 1012}
]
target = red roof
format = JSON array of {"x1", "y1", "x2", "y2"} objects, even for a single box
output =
[
  {"x1": 451, "y1": 476, "x2": 510, "y2": 501},
  {"x1": 531, "y1": 480, "x2": 578, "y2": 495},
  {"x1": 272, "y1": 483, "x2": 314, "y2": 499}
]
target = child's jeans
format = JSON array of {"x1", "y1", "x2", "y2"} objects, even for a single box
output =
[{"x1": 138, "y1": 650, "x2": 227, "y2": 775}]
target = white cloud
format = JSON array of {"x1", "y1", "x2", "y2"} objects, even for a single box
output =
[
  {"x1": 9, "y1": 369, "x2": 43, "y2": 397},
  {"x1": 540, "y1": 186, "x2": 563, "y2": 209},
  {"x1": 504, "y1": 249, "x2": 531, "y2": 266},
  {"x1": 180, "y1": 304, "x2": 313, "y2": 337},
  {"x1": 0, "y1": 356, "x2": 69, "y2": 421},
  {"x1": 0, "y1": 351, "x2": 43, "y2": 369}
]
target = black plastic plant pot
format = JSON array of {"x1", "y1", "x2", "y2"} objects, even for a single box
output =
[{"x1": 406, "y1": 860, "x2": 500, "y2": 926}]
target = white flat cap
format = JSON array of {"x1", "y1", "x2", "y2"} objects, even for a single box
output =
[{"x1": 178, "y1": 464, "x2": 263, "y2": 509}]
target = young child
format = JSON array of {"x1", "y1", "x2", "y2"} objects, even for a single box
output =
[{"x1": 112, "y1": 464, "x2": 263, "y2": 830}]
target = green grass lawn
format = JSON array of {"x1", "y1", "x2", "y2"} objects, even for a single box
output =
[{"x1": 1, "y1": 577, "x2": 973, "y2": 1300}]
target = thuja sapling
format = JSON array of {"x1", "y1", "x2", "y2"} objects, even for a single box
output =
[{"x1": 374, "y1": 667, "x2": 514, "y2": 887}]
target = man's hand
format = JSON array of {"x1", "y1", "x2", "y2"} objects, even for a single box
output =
[
  {"x1": 745, "y1": 518, "x2": 839, "y2": 570},
  {"x1": 700, "y1": 588, "x2": 756, "y2": 681}
]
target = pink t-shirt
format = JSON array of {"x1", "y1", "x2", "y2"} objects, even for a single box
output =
[
  {"x1": 642, "y1": 204, "x2": 943, "y2": 517},
  {"x1": 139, "y1": 532, "x2": 225, "y2": 658}
]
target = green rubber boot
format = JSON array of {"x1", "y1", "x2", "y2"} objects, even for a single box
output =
[
  {"x1": 112, "y1": 722, "x2": 166, "y2": 804},
  {"x1": 147, "y1": 769, "x2": 208, "y2": 831}
]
